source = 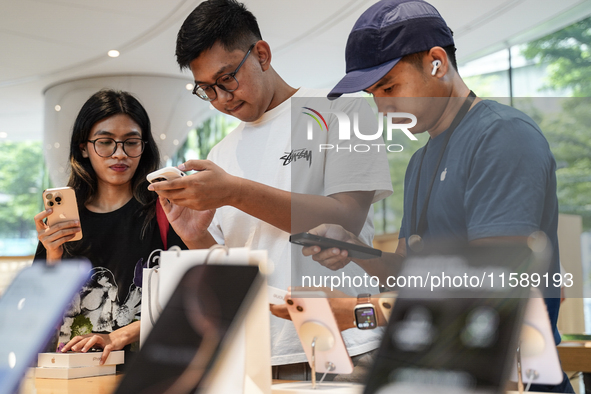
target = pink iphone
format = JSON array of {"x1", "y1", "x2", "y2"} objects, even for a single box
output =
[
  {"x1": 43, "y1": 187, "x2": 82, "y2": 241},
  {"x1": 286, "y1": 291, "x2": 353, "y2": 374}
]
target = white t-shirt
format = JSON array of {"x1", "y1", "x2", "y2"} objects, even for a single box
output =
[{"x1": 207, "y1": 87, "x2": 393, "y2": 365}]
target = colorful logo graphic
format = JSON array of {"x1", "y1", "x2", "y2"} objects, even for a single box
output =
[{"x1": 302, "y1": 107, "x2": 328, "y2": 132}]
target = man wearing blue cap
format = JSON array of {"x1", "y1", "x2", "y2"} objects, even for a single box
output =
[{"x1": 302, "y1": 0, "x2": 573, "y2": 392}]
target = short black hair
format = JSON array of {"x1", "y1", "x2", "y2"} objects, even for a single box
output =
[
  {"x1": 176, "y1": 0, "x2": 262, "y2": 70},
  {"x1": 402, "y1": 45, "x2": 458, "y2": 75}
]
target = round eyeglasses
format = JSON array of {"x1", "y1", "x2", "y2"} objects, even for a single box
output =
[
  {"x1": 192, "y1": 43, "x2": 256, "y2": 101},
  {"x1": 87, "y1": 138, "x2": 146, "y2": 158}
]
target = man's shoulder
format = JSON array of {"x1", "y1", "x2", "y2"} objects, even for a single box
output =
[
  {"x1": 462, "y1": 100, "x2": 549, "y2": 150},
  {"x1": 471, "y1": 100, "x2": 542, "y2": 133}
]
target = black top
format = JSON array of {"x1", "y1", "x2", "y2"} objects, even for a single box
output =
[{"x1": 34, "y1": 198, "x2": 187, "y2": 348}]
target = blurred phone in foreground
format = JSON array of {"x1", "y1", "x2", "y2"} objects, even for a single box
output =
[
  {"x1": 114, "y1": 264, "x2": 263, "y2": 394},
  {"x1": 0, "y1": 260, "x2": 91, "y2": 394}
]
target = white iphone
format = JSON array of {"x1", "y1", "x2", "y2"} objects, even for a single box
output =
[
  {"x1": 146, "y1": 166, "x2": 186, "y2": 184},
  {"x1": 43, "y1": 187, "x2": 82, "y2": 241},
  {"x1": 286, "y1": 291, "x2": 353, "y2": 374}
]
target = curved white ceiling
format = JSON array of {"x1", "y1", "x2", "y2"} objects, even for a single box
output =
[{"x1": 0, "y1": 0, "x2": 590, "y2": 141}]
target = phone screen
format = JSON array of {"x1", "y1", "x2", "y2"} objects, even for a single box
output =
[{"x1": 115, "y1": 264, "x2": 261, "y2": 394}]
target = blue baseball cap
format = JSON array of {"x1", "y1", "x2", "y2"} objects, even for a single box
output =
[{"x1": 328, "y1": 0, "x2": 454, "y2": 98}]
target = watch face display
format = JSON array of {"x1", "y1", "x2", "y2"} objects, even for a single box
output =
[{"x1": 355, "y1": 306, "x2": 376, "y2": 329}]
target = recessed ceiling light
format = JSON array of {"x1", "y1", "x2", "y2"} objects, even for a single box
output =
[
  {"x1": 173, "y1": 139, "x2": 179, "y2": 146},
  {"x1": 0, "y1": 132, "x2": 7, "y2": 138},
  {"x1": 108, "y1": 50, "x2": 120, "y2": 58},
  {"x1": 54, "y1": 105, "x2": 61, "y2": 112},
  {"x1": 160, "y1": 134, "x2": 166, "y2": 140},
  {"x1": 54, "y1": 143, "x2": 60, "y2": 149},
  {"x1": 186, "y1": 83, "x2": 194, "y2": 91},
  {"x1": 187, "y1": 121, "x2": 193, "y2": 127}
]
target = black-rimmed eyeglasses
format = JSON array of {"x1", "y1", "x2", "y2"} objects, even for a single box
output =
[
  {"x1": 192, "y1": 43, "x2": 256, "y2": 102},
  {"x1": 87, "y1": 138, "x2": 146, "y2": 158}
]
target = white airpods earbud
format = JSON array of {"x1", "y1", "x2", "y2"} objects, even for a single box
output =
[{"x1": 431, "y1": 60, "x2": 442, "y2": 76}]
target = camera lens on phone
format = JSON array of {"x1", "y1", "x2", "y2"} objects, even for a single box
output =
[
  {"x1": 45, "y1": 193, "x2": 53, "y2": 200},
  {"x1": 48, "y1": 201, "x2": 54, "y2": 206},
  {"x1": 55, "y1": 197, "x2": 62, "y2": 203}
]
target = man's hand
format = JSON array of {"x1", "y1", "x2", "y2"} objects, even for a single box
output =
[
  {"x1": 301, "y1": 224, "x2": 369, "y2": 271},
  {"x1": 159, "y1": 197, "x2": 216, "y2": 249},
  {"x1": 148, "y1": 160, "x2": 241, "y2": 211},
  {"x1": 269, "y1": 303, "x2": 291, "y2": 320}
]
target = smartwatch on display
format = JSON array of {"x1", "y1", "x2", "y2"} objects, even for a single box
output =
[{"x1": 354, "y1": 293, "x2": 377, "y2": 329}]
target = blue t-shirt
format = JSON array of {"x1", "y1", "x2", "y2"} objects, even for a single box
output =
[{"x1": 399, "y1": 99, "x2": 561, "y2": 344}]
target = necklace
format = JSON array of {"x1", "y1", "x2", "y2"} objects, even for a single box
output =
[{"x1": 408, "y1": 91, "x2": 476, "y2": 252}]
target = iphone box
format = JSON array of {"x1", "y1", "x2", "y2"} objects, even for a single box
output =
[
  {"x1": 35, "y1": 365, "x2": 116, "y2": 379},
  {"x1": 37, "y1": 350, "x2": 124, "y2": 368}
]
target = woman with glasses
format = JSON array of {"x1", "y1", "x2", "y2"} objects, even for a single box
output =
[{"x1": 33, "y1": 89, "x2": 186, "y2": 364}]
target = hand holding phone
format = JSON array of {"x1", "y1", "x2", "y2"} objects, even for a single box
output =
[
  {"x1": 290, "y1": 232, "x2": 382, "y2": 260},
  {"x1": 146, "y1": 166, "x2": 186, "y2": 184},
  {"x1": 41, "y1": 187, "x2": 82, "y2": 242}
]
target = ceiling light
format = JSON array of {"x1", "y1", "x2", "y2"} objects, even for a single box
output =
[
  {"x1": 160, "y1": 134, "x2": 166, "y2": 140},
  {"x1": 186, "y1": 83, "x2": 194, "y2": 91},
  {"x1": 187, "y1": 121, "x2": 193, "y2": 127},
  {"x1": 54, "y1": 105, "x2": 61, "y2": 112},
  {"x1": 54, "y1": 143, "x2": 60, "y2": 149},
  {"x1": 173, "y1": 139, "x2": 179, "y2": 146},
  {"x1": 108, "y1": 50, "x2": 120, "y2": 58}
]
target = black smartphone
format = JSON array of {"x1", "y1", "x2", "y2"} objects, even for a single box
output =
[
  {"x1": 114, "y1": 264, "x2": 262, "y2": 394},
  {"x1": 290, "y1": 232, "x2": 382, "y2": 260}
]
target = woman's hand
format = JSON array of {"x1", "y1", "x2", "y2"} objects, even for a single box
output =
[
  {"x1": 34, "y1": 208, "x2": 81, "y2": 263},
  {"x1": 60, "y1": 321, "x2": 140, "y2": 365}
]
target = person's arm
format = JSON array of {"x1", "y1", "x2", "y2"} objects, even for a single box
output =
[
  {"x1": 60, "y1": 321, "x2": 140, "y2": 365},
  {"x1": 148, "y1": 160, "x2": 374, "y2": 236}
]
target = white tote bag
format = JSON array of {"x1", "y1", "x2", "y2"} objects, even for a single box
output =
[
  {"x1": 139, "y1": 249, "x2": 163, "y2": 347},
  {"x1": 141, "y1": 246, "x2": 271, "y2": 394}
]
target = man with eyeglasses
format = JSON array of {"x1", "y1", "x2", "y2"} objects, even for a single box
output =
[{"x1": 148, "y1": 0, "x2": 393, "y2": 381}]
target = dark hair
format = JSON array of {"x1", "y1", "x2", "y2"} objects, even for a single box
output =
[
  {"x1": 67, "y1": 89, "x2": 160, "y2": 237},
  {"x1": 402, "y1": 45, "x2": 458, "y2": 75},
  {"x1": 176, "y1": 0, "x2": 262, "y2": 69}
]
